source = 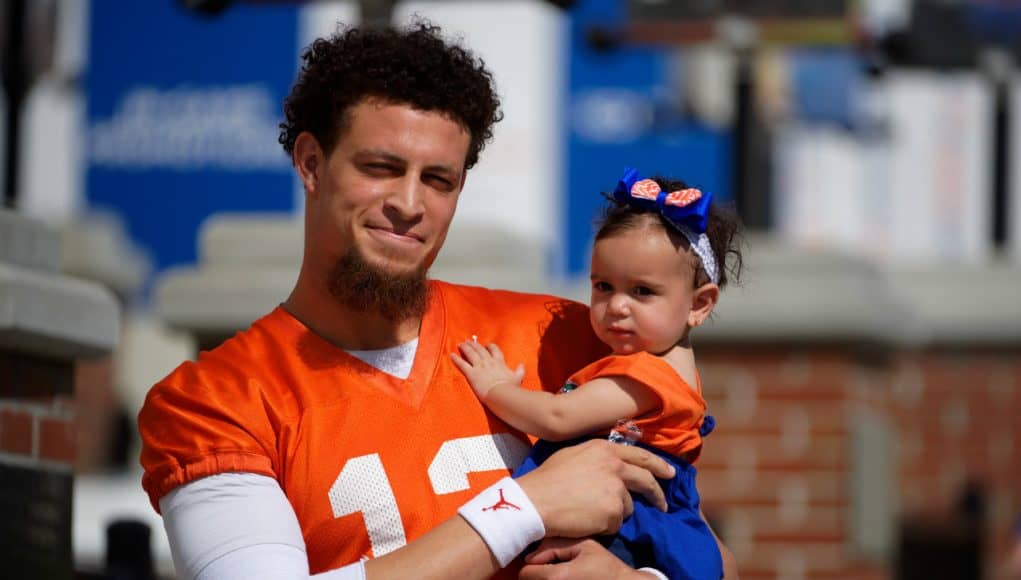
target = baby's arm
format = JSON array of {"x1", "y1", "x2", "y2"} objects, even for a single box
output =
[{"x1": 451, "y1": 340, "x2": 659, "y2": 441}]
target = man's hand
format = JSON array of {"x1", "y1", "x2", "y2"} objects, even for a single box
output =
[
  {"x1": 519, "y1": 538, "x2": 655, "y2": 580},
  {"x1": 516, "y1": 439, "x2": 674, "y2": 538},
  {"x1": 452, "y1": 340, "x2": 526, "y2": 398}
]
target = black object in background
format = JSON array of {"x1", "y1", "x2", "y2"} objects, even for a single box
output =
[
  {"x1": 990, "y1": 63, "x2": 1011, "y2": 252},
  {"x1": 2, "y1": 0, "x2": 27, "y2": 209},
  {"x1": 896, "y1": 481, "x2": 985, "y2": 580},
  {"x1": 0, "y1": 463, "x2": 74, "y2": 579},
  {"x1": 104, "y1": 520, "x2": 155, "y2": 580}
]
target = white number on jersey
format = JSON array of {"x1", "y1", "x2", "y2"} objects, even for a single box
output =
[
  {"x1": 429, "y1": 433, "x2": 530, "y2": 495},
  {"x1": 327, "y1": 453, "x2": 406, "y2": 556},
  {"x1": 327, "y1": 433, "x2": 527, "y2": 557}
]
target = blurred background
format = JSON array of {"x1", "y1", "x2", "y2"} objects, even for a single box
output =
[{"x1": 1, "y1": 0, "x2": 1020, "y2": 578}]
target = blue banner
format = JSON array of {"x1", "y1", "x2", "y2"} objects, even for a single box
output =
[
  {"x1": 86, "y1": 0, "x2": 299, "y2": 288},
  {"x1": 564, "y1": 0, "x2": 730, "y2": 276}
]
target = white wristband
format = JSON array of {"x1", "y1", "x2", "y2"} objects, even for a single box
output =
[
  {"x1": 457, "y1": 476, "x2": 545, "y2": 567},
  {"x1": 637, "y1": 567, "x2": 670, "y2": 580}
]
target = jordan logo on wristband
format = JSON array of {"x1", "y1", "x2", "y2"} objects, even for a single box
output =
[{"x1": 482, "y1": 488, "x2": 520, "y2": 512}]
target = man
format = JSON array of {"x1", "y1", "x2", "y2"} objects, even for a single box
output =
[{"x1": 139, "y1": 22, "x2": 737, "y2": 579}]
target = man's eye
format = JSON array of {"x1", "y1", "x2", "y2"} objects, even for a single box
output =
[
  {"x1": 426, "y1": 175, "x2": 454, "y2": 190},
  {"x1": 364, "y1": 163, "x2": 396, "y2": 174}
]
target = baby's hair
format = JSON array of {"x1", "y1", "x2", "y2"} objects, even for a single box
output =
[{"x1": 595, "y1": 176, "x2": 744, "y2": 289}]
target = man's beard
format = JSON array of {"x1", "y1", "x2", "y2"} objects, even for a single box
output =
[{"x1": 327, "y1": 246, "x2": 430, "y2": 323}]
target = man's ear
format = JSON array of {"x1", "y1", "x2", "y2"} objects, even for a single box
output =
[
  {"x1": 293, "y1": 132, "x2": 324, "y2": 198},
  {"x1": 688, "y1": 283, "x2": 720, "y2": 329}
]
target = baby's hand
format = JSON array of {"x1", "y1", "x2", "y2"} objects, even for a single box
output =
[{"x1": 451, "y1": 340, "x2": 526, "y2": 399}]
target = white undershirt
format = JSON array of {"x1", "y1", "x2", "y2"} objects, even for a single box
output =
[
  {"x1": 161, "y1": 472, "x2": 362, "y2": 580},
  {"x1": 346, "y1": 337, "x2": 418, "y2": 379}
]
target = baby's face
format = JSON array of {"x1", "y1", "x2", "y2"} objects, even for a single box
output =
[{"x1": 588, "y1": 226, "x2": 698, "y2": 355}]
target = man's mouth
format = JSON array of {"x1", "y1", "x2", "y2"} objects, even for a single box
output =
[{"x1": 367, "y1": 226, "x2": 424, "y2": 245}]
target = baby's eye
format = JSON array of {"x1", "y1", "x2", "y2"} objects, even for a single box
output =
[
  {"x1": 633, "y1": 286, "x2": 654, "y2": 296},
  {"x1": 593, "y1": 281, "x2": 612, "y2": 293}
]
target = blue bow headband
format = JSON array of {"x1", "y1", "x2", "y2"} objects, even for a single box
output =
[{"x1": 612, "y1": 167, "x2": 720, "y2": 284}]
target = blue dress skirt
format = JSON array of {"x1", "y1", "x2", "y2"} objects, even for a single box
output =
[{"x1": 514, "y1": 437, "x2": 723, "y2": 580}]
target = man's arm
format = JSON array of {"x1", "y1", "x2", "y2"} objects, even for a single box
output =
[
  {"x1": 702, "y1": 509, "x2": 739, "y2": 578},
  {"x1": 160, "y1": 440, "x2": 674, "y2": 580},
  {"x1": 369, "y1": 439, "x2": 674, "y2": 578}
]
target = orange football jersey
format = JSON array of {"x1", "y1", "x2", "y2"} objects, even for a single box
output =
[{"x1": 139, "y1": 281, "x2": 607, "y2": 575}]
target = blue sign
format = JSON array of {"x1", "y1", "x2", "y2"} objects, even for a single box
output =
[
  {"x1": 563, "y1": 0, "x2": 730, "y2": 276},
  {"x1": 86, "y1": 0, "x2": 299, "y2": 290}
]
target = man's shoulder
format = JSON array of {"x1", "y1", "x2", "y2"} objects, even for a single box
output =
[
  {"x1": 434, "y1": 280, "x2": 588, "y2": 319},
  {"x1": 149, "y1": 308, "x2": 295, "y2": 399},
  {"x1": 433, "y1": 281, "x2": 602, "y2": 369}
]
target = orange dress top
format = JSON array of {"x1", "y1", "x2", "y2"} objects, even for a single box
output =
[{"x1": 567, "y1": 351, "x2": 709, "y2": 461}]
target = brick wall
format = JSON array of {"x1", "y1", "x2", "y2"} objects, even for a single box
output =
[
  {"x1": 0, "y1": 351, "x2": 76, "y2": 578},
  {"x1": 0, "y1": 352, "x2": 76, "y2": 467},
  {"x1": 892, "y1": 350, "x2": 1021, "y2": 576},
  {"x1": 74, "y1": 355, "x2": 122, "y2": 472},
  {"x1": 1, "y1": 210, "x2": 120, "y2": 579},
  {"x1": 694, "y1": 345, "x2": 1021, "y2": 580}
]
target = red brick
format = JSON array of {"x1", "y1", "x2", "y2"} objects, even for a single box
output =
[
  {"x1": 718, "y1": 505, "x2": 847, "y2": 538},
  {"x1": 693, "y1": 347, "x2": 1017, "y2": 580},
  {"x1": 0, "y1": 408, "x2": 34, "y2": 455},
  {"x1": 699, "y1": 469, "x2": 848, "y2": 504},
  {"x1": 753, "y1": 531, "x2": 847, "y2": 543},
  {"x1": 37, "y1": 416, "x2": 74, "y2": 464},
  {"x1": 701, "y1": 363, "x2": 855, "y2": 403},
  {"x1": 706, "y1": 400, "x2": 850, "y2": 437},
  {"x1": 74, "y1": 357, "x2": 118, "y2": 472},
  {"x1": 737, "y1": 571, "x2": 889, "y2": 580},
  {"x1": 0, "y1": 352, "x2": 73, "y2": 397},
  {"x1": 715, "y1": 423, "x2": 850, "y2": 439},
  {"x1": 891, "y1": 395, "x2": 1018, "y2": 419},
  {"x1": 700, "y1": 433, "x2": 849, "y2": 470},
  {"x1": 901, "y1": 440, "x2": 1016, "y2": 484},
  {"x1": 75, "y1": 357, "x2": 116, "y2": 400},
  {"x1": 840, "y1": 564, "x2": 892, "y2": 580},
  {"x1": 734, "y1": 540, "x2": 850, "y2": 574}
]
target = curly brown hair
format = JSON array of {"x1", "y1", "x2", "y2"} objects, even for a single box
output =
[
  {"x1": 279, "y1": 21, "x2": 502, "y2": 170},
  {"x1": 595, "y1": 176, "x2": 744, "y2": 289}
]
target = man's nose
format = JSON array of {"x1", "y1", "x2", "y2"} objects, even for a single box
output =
[{"x1": 385, "y1": 176, "x2": 426, "y2": 221}]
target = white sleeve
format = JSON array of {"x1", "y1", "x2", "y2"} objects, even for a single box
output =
[{"x1": 159, "y1": 472, "x2": 366, "y2": 580}]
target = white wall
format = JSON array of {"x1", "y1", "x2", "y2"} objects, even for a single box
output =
[
  {"x1": 775, "y1": 126, "x2": 873, "y2": 255},
  {"x1": 17, "y1": 0, "x2": 89, "y2": 226},
  {"x1": 886, "y1": 71, "x2": 991, "y2": 263},
  {"x1": 776, "y1": 70, "x2": 995, "y2": 265},
  {"x1": 394, "y1": 1, "x2": 566, "y2": 272},
  {"x1": 299, "y1": 0, "x2": 360, "y2": 45}
]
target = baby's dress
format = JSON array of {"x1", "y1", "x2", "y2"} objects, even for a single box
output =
[{"x1": 514, "y1": 352, "x2": 722, "y2": 580}]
